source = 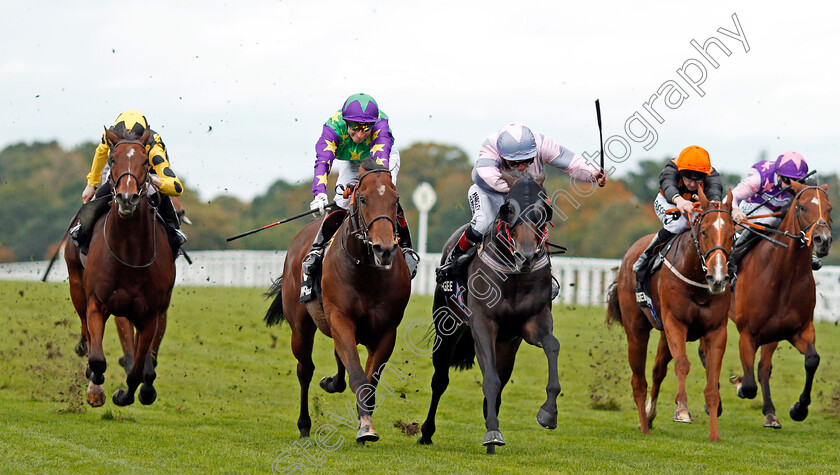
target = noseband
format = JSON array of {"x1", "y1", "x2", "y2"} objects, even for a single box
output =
[
  {"x1": 793, "y1": 186, "x2": 831, "y2": 245},
  {"x1": 689, "y1": 205, "x2": 733, "y2": 273}
]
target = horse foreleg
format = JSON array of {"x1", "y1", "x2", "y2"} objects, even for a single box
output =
[
  {"x1": 85, "y1": 297, "x2": 108, "y2": 407},
  {"x1": 757, "y1": 342, "x2": 781, "y2": 428},
  {"x1": 789, "y1": 324, "x2": 819, "y2": 422},
  {"x1": 647, "y1": 333, "x2": 672, "y2": 429},
  {"x1": 329, "y1": 318, "x2": 371, "y2": 443},
  {"x1": 663, "y1": 318, "x2": 691, "y2": 424},
  {"x1": 733, "y1": 331, "x2": 759, "y2": 399},
  {"x1": 471, "y1": 316, "x2": 503, "y2": 453},
  {"x1": 114, "y1": 317, "x2": 135, "y2": 374},
  {"x1": 624, "y1": 324, "x2": 651, "y2": 434},
  {"x1": 702, "y1": 326, "x2": 726, "y2": 442},
  {"x1": 355, "y1": 328, "x2": 398, "y2": 443},
  {"x1": 320, "y1": 350, "x2": 347, "y2": 394},
  {"x1": 113, "y1": 319, "x2": 157, "y2": 407},
  {"x1": 291, "y1": 318, "x2": 316, "y2": 438},
  {"x1": 418, "y1": 324, "x2": 465, "y2": 445},
  {"x1": 488, "y1": 337, "x2": 522, "y2": 424},
  {"x1": 522, "y1": 312, "x2": 559, "y2": 430}
]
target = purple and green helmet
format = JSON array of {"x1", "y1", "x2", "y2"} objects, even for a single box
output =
[
  {"x1": 341, "y1": 93, "x2": 379, "y2": 123},
  {"x1": 774, "y1": 151, "x2": 808, "y2": 180}
]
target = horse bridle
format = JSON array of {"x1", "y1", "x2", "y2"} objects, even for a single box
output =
[
  {"x1": 689, "y1": 204, "x2": 733, "y2": 273},
  {"x1": 495, "y1": 196, "x2": 551, "y2": 257},
  {"x1": 108, "y1": 139, "x2": 150, "y2": 196},
  {"x1": 792, "y1": 185, "x2": 831, "y2": 245},
  {"x1": 346, "y1": 168, "x2": 398, "y2": 250}
]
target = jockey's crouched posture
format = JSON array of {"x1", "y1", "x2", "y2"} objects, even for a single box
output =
[
  {"x1": 70, "y1": 110, "x2": 186, "y2": 258},
  {"x1": 730, "y1": 151, "x2": 821, "y2": 271},
  {"x1": 299, "y1": 93, "x2": 419, "y2": 302},
  {"x1": 633, "y1": 145, "x2": 723, "y2": 307},
  {"x1": 435, "y1": 123, "x2": 607, "y2": 300}
]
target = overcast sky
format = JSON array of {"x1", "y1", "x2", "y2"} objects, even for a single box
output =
[{"x1": 2, "y1": 1, "x2": 838, "y2": 201}]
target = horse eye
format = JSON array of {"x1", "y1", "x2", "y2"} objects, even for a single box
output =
[{"x1": 359, "y1": 196, "x2": 366, "y2": 205}]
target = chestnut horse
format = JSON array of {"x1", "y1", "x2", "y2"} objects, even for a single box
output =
[
  {"x1": 418, "y1": 172, "x2": 558, "y2": 454},
  {"x1": 264, "y1": 159, "x2": 411, "y2": 443},
  {"x1": 727, "y1": 181, "x2": 833, "y2": 428},
  {"x1": 606, "y1": 188, "x2": 735, "y2": 442},
  {"x1": 64, "y1": 129, "x2": 174, "y2": 407}
]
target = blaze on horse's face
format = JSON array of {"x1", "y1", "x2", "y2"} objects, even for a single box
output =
[
  {"x1": 106, "y1": 129, "x2": 151, "y2": 218},
  {"x1": 355, "y1": 166, "x2": 400, "y2": 268},
  {"x1": 498, "y1": 171, "x2": 550, "y2": 272},
  {"x1": 790, "y1": 181, "x2": 833, "y2": 258},
  {"x1": 696, "y1": 188, "x2": 736, "y2": 294}
]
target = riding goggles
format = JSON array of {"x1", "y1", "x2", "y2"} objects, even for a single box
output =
[{"x1": 346, "y1": 121, "x2": 375, "y2": 132}]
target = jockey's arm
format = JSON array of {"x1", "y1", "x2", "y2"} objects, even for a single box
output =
[
  {"x1": 148, "y1": 141, "x2": 183, "y2": 196},
  {"x1": 85, "y1": 138, "x2": 111, "y2": 188},
  {"x1": 541, "y1": 136, "x2": 605, "y2": 184},
  {"x1": 313, "y1": 123, "x2": 340, "y2": 197},
  {"x1": 368, "y1": 119, "x2": 393, "y2": 169}
]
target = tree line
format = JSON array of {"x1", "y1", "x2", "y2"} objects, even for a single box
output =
[{"x1": 2, "y1": 141, "x2": 838, "y2": 265}]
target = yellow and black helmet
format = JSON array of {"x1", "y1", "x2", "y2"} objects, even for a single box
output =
[{"x1": 111, "y1": 110, "x2": 149, "y2": 139}]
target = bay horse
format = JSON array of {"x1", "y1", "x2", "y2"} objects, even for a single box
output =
[
  {"x1": 64, "y1": 129, "x2": 174, "y2": 407},
  {"x1": 727, "y1": 180, "x2": 832, "y2": 428},
  {"x1": 606, "y1": 188, "x2": 735, "y2": 442},
  {"x1": 417, "y1": 172, "x2": 558, "y2": 454},
  {"x1": 264, "y1": 158, "x2": 411, "y2": 443}
]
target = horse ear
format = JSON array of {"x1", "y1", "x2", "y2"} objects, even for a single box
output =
[
  {"x1": 500, "y1": 170, "x2": 516, "y2": 188},
  {"x1": 698, "y1": 185, "x2": 709, "y2": 207},
  {"x1": 105, "y1": 128, "x2": 119, "y2": 146},
  {"x1": 821, "y1": 183, "x2": 829, "y2": 192},
  {"x1": 536, "y1": 170, "x2": 546, "y2": 186},
  {"x1": 140, "y1": 129, "x2": 151, "y2": 143},
  {"x1": 724, "y1": 188, "x2": 734, "y2": 211}
]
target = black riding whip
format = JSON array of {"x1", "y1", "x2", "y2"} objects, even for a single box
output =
[
  {"x1": 595, "y1": 99, "x2": 605, "y2": 185},
  {"x1": 226, "y1": 201, "x2": 337, "y2": 242}
]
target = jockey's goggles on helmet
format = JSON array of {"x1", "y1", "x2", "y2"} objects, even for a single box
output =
[
  {"x1": 680, "y1": 170, "x2": 707, "y2": 182},
  {"x1": 346, "y1": 121, "x2": 374, "y2": 132},
  {"x1": 504, "y1": 157, "x2": 535, "y2": 168}
]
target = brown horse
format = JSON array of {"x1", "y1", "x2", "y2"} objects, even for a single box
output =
[
  {"x1": 264, "y1": 158, "x2": 411, "y2": 442},
  {"x1": 418, "y1": 172, "x2": 558, "y2": 454},
  {"x1": 606, "y1": 188, "x2": 735, "y2": 442},
  {"x1": 727, "y1": 181, "x2": 832, "y2": 428},
  {"x1": 64, "y1": 129, "x2": 174, "y2": 407}
]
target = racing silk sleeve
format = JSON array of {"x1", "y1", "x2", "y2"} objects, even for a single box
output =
[
  {"x1": 369, "y1": 118, "x2": 393, "y2": 168},
  {"x1": 313, "y1": 118, "x2": 341, "y2": 196},
  {"x1": 86, "y1": 136, "x2": 111, "y2": 187},
  {"x1": 703, "y1": 169, "x2": 723, "y2": 202},
  {"x1": 659, "y1": 162, "x2": 682, "y2": 202},
  {"x1": 731, "y1": 168, "x2": 761, "y2": 208},
  {"x1": 147, "y1": 131, "x2": 183, "y2": 196},
  {"x1": 538, "y1": 134, "x2": 600, "y2": 181}
]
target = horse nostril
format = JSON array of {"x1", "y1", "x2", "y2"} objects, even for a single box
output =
[{"x1": 129, "y1": 194, "x2": 140, "y2": 206}]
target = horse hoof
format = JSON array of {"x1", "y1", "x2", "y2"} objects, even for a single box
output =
[
  {"x1": 356, "y1": 425, "x2": 379, "y2": 443},
  {"x1": 138, "y1": 384, "x2": 157, "y2": 405},
  {"x1": 417, "y1": 436, "x2": 433, "y2": 445},
  {"x1": 112, "y1": 389, "x2": 134, "y2": 407},
  {"x1": 482, "y1": 430, "x2": 505, "y2": 446},
  {"x1": 319, "y1": 376, "x2": 346, "y2": 394},
  {"x1": 75, "y1": 338, "x2": 88, "y2": 357},
  {"x1": 763, "y1": 413, "x2": 782, "y2": 429},
  {"x1": 729, "y1": 375, "x2": 742, "y2": 395},
  {"x1": 673, "y1": 409, "x2": 693, "y2": 423},
  {"x1": 536, "y1": 407, "x2": 557, "y2": 429},
  {"x1": 87, "y1": 387, "x2": 105, "y2": 407},
  {"x1": 790, "y1": 402, "x2": 808, "y2": 421}
]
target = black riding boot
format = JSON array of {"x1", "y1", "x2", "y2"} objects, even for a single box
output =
[
  {"x1": 633, "y1": 228, "x2": 673, "y2": 306},
  {"x1": 300, "y1": 226, "x2": 328, "y2": 303},
  {"x1": 396, "y1": 205, "x2": 420, "y2": 279},
  {"x1": 435, "y1": 226, "x2": 481, "y2": 285},
  {"x1": 158, "y1": 194, "x2": 187, "y2": 256},
  {"x1": 70, "y1": 183, "x2": 114, "y2": 255}
]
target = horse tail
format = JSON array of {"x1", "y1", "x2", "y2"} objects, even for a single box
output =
[
  {"x1": 263, "y1": 276, "x2": 286, "y2": 327},
  {"x1": 605, "y1": 279, "x2": 622, "y2": 327},
  {"x1": 450, "y1": 330, "x2": 476, "y2": 371}
]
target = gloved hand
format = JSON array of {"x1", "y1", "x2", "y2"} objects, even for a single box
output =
[
  {"x1": 82, "y1": 184, "x2": 97, "y2": 203},
  {"x1": 673, "y1": 196, "x2": 695, "y2": 216},
  {"x1": 310, "y1": 193, "x2": 329, "y2": 216},
  {"x1": 732, "y1": 208, "x2": 747, "y2": 223}
]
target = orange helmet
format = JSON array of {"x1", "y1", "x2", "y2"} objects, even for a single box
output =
[{"x1": 674, "y1": 145, "x2": 712, "y2": 176}]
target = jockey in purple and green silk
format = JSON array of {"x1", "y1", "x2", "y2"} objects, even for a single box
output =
[
  {"x1": 299, "y1": 93, "x2": 419, "y2": 303},
  {"x1": 730, "y1": 150, "x2": 822, "y2": 271}
]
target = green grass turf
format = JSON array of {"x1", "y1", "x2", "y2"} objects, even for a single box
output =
[{"x1": 1, "y1": 281, "x2": 839, "y2": 473}]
